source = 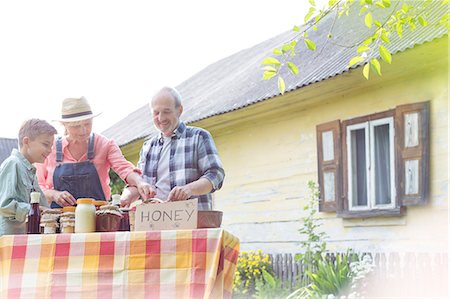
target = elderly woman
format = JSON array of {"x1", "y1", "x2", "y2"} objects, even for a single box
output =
[{"x1": 37, "y1": 96, "x2": 153, "y2": 208}]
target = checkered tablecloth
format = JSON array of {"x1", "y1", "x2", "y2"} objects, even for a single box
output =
[{"x1": 0, "y1": 228, "x2": 240, "y2": 299}]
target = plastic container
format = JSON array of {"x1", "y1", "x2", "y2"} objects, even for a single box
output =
[{"x1": 75, "y1": 198, "x2": 96, "y2": 233}]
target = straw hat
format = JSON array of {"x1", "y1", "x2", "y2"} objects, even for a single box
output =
[{"x1": 56, "y1": 96, "x2": 101, "y2": 122}]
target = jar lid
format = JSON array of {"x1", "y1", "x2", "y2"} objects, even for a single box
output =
[
  {"x1": 93, "y1": 200, "x2": 108, "y2": 207},
  {"x1": 77, "y1": 198, "x2": 94, "y2": 204},
  {"x1": 62, "y1": 206, "x2": 76, "y2": 212}
]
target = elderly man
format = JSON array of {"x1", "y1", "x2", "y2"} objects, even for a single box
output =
[{"x1": 121, "y1": 87, "x2": 225, "y2": 210}]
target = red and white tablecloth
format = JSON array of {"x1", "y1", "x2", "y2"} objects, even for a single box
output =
[{"x1": 0, "y1": 228, "x2": 240, "y2": 299}]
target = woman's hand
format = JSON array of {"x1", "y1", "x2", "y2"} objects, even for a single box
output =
[{"x1": 51, "y1": 190, "x2": 77, "y2": 206}]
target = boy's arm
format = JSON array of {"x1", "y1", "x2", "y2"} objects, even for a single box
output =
[
  {"x1": 0, "y1": 198, "x2": 30, "y2": 222},
  {"x1": 0, "y1": 162, "x2": 30, "y2": 222}
]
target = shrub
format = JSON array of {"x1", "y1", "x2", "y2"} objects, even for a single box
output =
[
  {"x1": 254, "y1": 269, "x2": 291, "y2": 299},
  {"x1": 233, "y1": 250, "x2": 274, "y2": 298}
]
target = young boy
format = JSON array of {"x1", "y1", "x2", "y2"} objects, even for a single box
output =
[{"x1": 0, "y1": 119, "x2": 57, "y2": 236}]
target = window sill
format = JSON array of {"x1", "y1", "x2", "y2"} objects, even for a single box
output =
[{"x1": 337, "y1": 207, "x2": 405, "y2": 219}]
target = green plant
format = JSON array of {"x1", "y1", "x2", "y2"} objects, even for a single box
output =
[
  {"x1": 296, "y1": 181, "x2": 327, "y2": 273},
  {"x1": 262, "y1": 0, "x2": 449, "y2": 93},
  {"x1": 233, "y1": 250, "x2": 273, "y2": 298},
  {"x1": 109, "y1": 169, "x2": 125, "y2": 196},
  {"x1": 306, "y1": 253, "x2": 355, "y2": 297},
  {"x1": 253, "y1": 269, "x2": 291, "y2": 299}
]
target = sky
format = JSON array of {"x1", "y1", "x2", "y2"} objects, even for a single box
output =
[{"x1": 0, "y1": 0, "x2": 323, "y2": 139}]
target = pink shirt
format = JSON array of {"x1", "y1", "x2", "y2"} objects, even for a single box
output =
[{"x1": 36, "y1": 134, "x2": 140, "y2": 200}]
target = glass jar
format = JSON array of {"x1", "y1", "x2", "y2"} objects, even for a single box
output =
[
  {"x1": 118, "y1": 208, "x2": 131, "y2": 231},
  {"x1": 93, "y1": 200, "x2": 108, "y2": 210},
  {"x1": 27, "y1": 191, "x2": 41, "y2": 234},
  {"x1": 75, "y1": 198, "x2": 96, "y2": 233}
]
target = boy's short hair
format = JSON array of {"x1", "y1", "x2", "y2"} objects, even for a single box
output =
[{"x1": 18, "y1": 119, "x2": 57, "y2": 148}]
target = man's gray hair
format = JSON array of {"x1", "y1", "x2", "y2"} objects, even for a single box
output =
[{"x1": 156, "y1": 87, "x2": 182, "y2": 107}]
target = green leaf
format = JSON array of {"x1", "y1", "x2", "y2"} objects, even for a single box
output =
[
  {"x1": 375, "y1": 2, "x2": 385, "y2": 8},
  {"x1": 363, "y1": 36, "x2": 375, "y2": 45},
  {"x1": 443, "y1": 0, "x2": 449, "y2": 5},
  {"x1": 293, "y1": 25, "x2": 300, "y2": 32},
  {"x1": 263, "y1": 66, "x2": 277, "y2": 72},
  {"x1": 402, "y1": 4, "x2": 410, "y2": 13},
  {"x1": 396, "y1": 22, "x2": 403, "y2": 38},
  {"x1": 379, "y1": 45, "x2": 392, "y2": 64},
  {"x1": 382, "y1": 0, "x2": 391, "y2": 7},
  {"x1": 273, "y1": 48, "x2": 282, "y2": 55},
  {"x1": 374, "y1": 20, "x2": 382, "y2": 27},
  {"x1": 305, "y1": 39, "x2": 316, "y2": 50},
  {"x1": 370, "y1": 58, "x2": 381, "y2": 76},
  {"x1": 263, "y1": 70, "x2": 277, "y2": 80},
  {"x1": 304, "y1": 7, "x2": 316, "y2": 23},
  {"x1": 357, "y1": 45, "x2": 371, "y2": 53},
  {"x1": 363, "y1": 63, "x2": 370, "y2": 80},
  {"x1": 381, "y1": 32, "x2": 390, "y2": 43},
  {"x1": 278, "y1": 76, "x2": 286, "y2": 95},
  {"x1": 329, "y1": 0, "x2": 338, "y2": 6},
  {"x1": 365, "y1": 12, "x2": 373, "y2": 28},
  {"x1": 359, "y1": 5, "x2": 368, "y2": 15},
  {"x1": 287, "y1": 61, "x2": 299, "y2": 75},
  {"x1": 409, "y1": 19, "x2": 417, "y2": 31},
  {"x1": 365, "y1": 0, "x2": 373, "y2": 4},
  {"x1": 261, "y1": 57, "x2": 281, "y2": 66},
  {"x1": 309, "y1": 0, "x2": 316, "y2": 6},
  {"x1": 282, "y1": 43, "x2": 292, "y2": 52},
  {"x1": 349, "y1": 56, "x2": 364, "y2": 67},
  {"x1": 418, "y1": 16, "x2": 428, "y2": 26}
]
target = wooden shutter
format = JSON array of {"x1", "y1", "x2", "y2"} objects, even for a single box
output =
[
  {"x1": 395, "y1": 101, "x2": 430, "y2": 206},
  {"x1": 316, "y1": 120, "x2": 342, "y2": 212}
]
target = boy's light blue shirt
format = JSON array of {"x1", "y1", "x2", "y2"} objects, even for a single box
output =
[{"x1": 0, "y1": 149, "x2": 48, "y2": 236}]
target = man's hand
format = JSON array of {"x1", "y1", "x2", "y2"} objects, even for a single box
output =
[
  {"x1": 52, "y1": 190, "x2": 77, "y2": 206},
  {"x1": 167, "y1": 185, "x2": 193, "y2": 202},
  {"x1": 136, "y1": 182, "x2": 156, "y2": 200}
]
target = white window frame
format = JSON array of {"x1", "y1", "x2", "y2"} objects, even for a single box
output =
[
  {"x1": 347, "y1": 117, "x2": 396, "y2": 211},
  {"x1": 369, "y1": 117, "x2": 396, "y2": 210},
  {"x1": 347, "y1": 122, "x2": 370, "y2": 211}
]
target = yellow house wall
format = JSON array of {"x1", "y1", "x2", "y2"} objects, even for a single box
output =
[{"x1": 200, "y1": 39, "x2": 448, "y2": 254}]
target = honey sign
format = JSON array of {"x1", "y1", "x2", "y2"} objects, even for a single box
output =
[{"x1": 134, "y1": 198, "x2": 198, "y2": 231}]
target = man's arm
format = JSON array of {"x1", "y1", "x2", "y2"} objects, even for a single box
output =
[
  {"x1": 167, "y1": 178, "x2": 213, "y2": 201},
  {"x1": 168, "y1": 129, "x2": 224, "y2": 201}
]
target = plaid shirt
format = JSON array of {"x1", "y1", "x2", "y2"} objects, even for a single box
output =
[{"x1": 138, "y1": 122, "x2": 225, "y2": 210}]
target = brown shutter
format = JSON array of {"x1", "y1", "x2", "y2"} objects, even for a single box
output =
[
  {"x1": 316, "y1": 120, "x2": 342, "y2": 212},
  {"x1": 395, "y1": 101, "x2": 430, "y2": 206}
]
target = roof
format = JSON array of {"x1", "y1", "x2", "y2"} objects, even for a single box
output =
[
  {"x1": 0, "y1": 138, "x2": 18, "y2": 164},
  {"x1": 103, "y1": 1, "x2": 448, "y2": 146}
]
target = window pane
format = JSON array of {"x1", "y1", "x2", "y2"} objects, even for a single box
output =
[
  {"x1": 405, "y1": 159, "x2": 419, "y2": 195},
  {"x1": 404, "y1": 112, "x2": 419, "y2": 147},
  {"x1": 323, "y1": 171, "x2": 335, "y2": 202},
  {"x1": 351, "y1": 129, "x2": 367, "y2": 207},
  {"x1": 374, "y1": 124, "x2": 391, "y2": 205},
  {"x1": 322, "y1": 131, "x2": 334, "y2": 161}
]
